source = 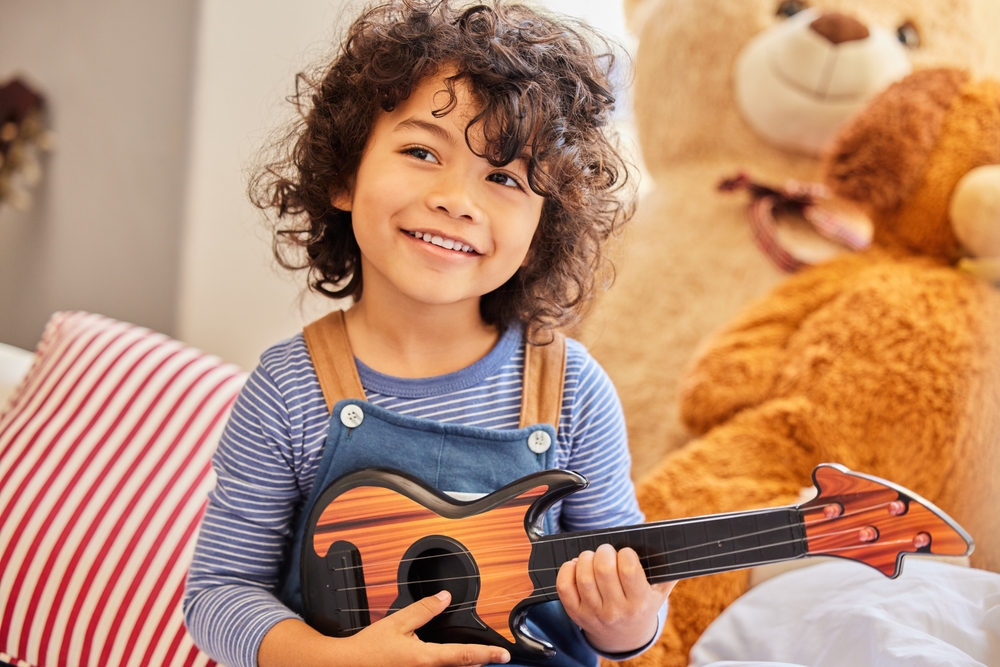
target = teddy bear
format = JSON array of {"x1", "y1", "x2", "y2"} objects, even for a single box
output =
[
  {"x1": 615, "y1": 67, "x2": 1000, "y2": 667},
  {"x1": 579, "y1": 0, "x2": 1000, "y2": 476}
]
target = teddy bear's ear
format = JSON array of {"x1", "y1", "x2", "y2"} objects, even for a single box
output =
[{"x1": 823, "y1": 69, "x2": 970, "y2": 212}]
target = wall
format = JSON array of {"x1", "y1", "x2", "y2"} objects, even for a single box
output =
[
  {"x1": 0, "y1": 0, "x2": 199, "y2": 350},
  {"x1": 177, "y1": 0, "x2": 355, "y2": 371},
  {"x1": 0, "y1": 1, "x2": 629, "y2": 368}
]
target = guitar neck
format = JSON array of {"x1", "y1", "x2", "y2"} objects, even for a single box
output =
[{"x1": 529, "y1": 506, "x2": 806, "y2": 600}]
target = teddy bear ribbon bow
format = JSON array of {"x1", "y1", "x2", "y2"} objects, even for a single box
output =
[{"x1": 720, "y1": 172, "x2": 870, "y2": 273}]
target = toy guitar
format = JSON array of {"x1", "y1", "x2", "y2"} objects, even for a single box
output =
[{"x1": 301, "y1": 464, "x2": 973, "y2": 662}]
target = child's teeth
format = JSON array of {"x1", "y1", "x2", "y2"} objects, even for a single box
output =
[{"x1": 410, "y1": 230, "x2": 473, "y2": 253}]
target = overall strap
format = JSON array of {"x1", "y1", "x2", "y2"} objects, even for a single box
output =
[
  {"x1": 303, "y1": 310, "x2": 365, "y2": 410},
  {"x1": 303, "y1": 310, "x2": 566, "y2": 429},
  {"x1": 519, "y1": 333, "x2": 566, "y2": 429}
]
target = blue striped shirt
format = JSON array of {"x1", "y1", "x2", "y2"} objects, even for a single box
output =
[{"x1": 184, "y1": 327, "x2": 646, "y2": 667}]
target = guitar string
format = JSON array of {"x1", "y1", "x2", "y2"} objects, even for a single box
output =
[
  {"x1": 316, "y1": 499, "x2": 892, "y2": 577},
  {"x1": 331, "y1": 536, "x2": 922, "y2": 632},
  {"x1": 330, "y1": 521, "x2": 885, "y2": 596}
]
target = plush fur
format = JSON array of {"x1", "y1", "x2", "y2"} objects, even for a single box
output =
[
  {"x1": 614, "y1": 69, "x2": 1000, "y2": 667},
  {"x1": 580, "y1": 0, "x2": 1000, "y2": 475}
]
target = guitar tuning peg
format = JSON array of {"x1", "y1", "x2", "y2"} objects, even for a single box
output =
[
  {"x1": 822, "y1": 503, "x2": 843, "y2": 518},
  {"x1": 858, "y1": 526, "x2": 879, "y2": 543}
]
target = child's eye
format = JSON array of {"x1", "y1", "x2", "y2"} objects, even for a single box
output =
[
  {"x1": 404, "y1": 146, "x2": 439, "y2": 163},
  {"x1": 487, "y1": 172, "x2": 523, "y2": 190}
]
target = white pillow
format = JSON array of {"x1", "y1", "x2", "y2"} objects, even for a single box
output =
[{"x1": 0, "y1": 342, "x2": 34, "y2": 413}]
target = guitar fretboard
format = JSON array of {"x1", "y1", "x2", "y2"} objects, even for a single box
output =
[{"x1": 529, "y1": 507, "x2": 806, "y2": 599}]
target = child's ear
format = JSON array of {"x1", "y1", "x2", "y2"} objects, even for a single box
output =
[{"x1": 330, "y1": 186, "x2": 353, "y2": 212}]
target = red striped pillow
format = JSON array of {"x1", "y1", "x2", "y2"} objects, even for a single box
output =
[{"x1": 0, "y1": 312, "x2": 247, "y2": 667}]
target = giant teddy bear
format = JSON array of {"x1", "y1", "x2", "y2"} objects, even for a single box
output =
[
  {"x1": 580, "y1": 0, "x2": 1000, "y2": 475},
  {"x1": 616, "y1": 68, "x2": 1000, "y2": 667}
]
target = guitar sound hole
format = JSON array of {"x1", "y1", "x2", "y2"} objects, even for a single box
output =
[
  {"x1": 408, "y1": 547, "x2": 469, "y2": 603},
  {"x1": 396, "y1": 535, "x2": 480, "y2": 612},
  {"x1": 391, "y1": 536, "x2": 489, "y2": 645}
]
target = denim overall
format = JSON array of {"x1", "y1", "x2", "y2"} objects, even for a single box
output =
[{"x1": 279, "y1": 311, "x2": 599, "y2": 667}]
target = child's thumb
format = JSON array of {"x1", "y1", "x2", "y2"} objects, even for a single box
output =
[{"x1": 395, "y1": 590, "x2": 451, "y2": 632}]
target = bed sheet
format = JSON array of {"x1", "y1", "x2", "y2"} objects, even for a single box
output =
[{"x1": 689, "y1": 558, "x2": 1000, "y2": 667}]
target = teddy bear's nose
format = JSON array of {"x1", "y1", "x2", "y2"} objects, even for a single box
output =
[{"x1": 810, "y1": 12, "x2": 870, "y2": 45}]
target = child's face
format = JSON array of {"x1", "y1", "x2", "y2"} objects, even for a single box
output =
[{"x1": 333, "y1": 72, "x2": 545, "y2": 316}]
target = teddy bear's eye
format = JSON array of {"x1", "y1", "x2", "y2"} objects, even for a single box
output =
[
  {"x1": 897, "y1": 20, "x2": 920, "y2": 48},
  {"x1": 776, "y1": 0, "x2": 809, "y2": 18}
]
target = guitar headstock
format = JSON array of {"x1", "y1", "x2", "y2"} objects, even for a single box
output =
[{"x1": 798, "y1": 464, "x2": 973, "y2": 578}]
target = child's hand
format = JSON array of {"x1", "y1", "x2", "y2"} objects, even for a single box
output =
[
  {"x1": 556, "y1": 544, "x2": 675, "y2": 655},
  {"x1": 351, "y1": 590, "x2": 511, "y2": 666},
  {"x1": 259, "y1": 590, "x2": 509, "y2": 667}
]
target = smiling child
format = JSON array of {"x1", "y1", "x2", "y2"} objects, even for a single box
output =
[{"x1": 183, "y1": 2, "x2": 671, "y2": 666}]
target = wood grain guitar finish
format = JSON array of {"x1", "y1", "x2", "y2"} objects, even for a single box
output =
[
  {"x1": 311, "y1": 482, "x2": 549, "y2": 640},
  {"x1": 301, "y1": 464, "x2": 973, "y2": 662}
]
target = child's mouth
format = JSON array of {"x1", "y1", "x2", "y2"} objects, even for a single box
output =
[{"x1": 405, "y1": 229, "x2": 479, "y2": 254}]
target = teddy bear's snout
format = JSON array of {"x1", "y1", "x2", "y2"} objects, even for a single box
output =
[
  {"x1": 734, "y1": 8, "x2": 911, "y2": 156},
  {"x1": 809, "y1": 12, "x2": 869, "y2": 45}
]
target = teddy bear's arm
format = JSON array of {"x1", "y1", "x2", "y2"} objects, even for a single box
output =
[{"x1": 679, "y1": 256, "x2": 866, "y2": 434}]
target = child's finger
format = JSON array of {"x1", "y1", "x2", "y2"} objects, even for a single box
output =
[
  {"x1": 556, "y1": 558, "x2": 582, "y2": 612},
  {"x1": 430, "y1": 643, "x2": 511, "y2": 666},
  {"x1": 573, "y1": 549, "x2": 604, "y2": 611},
  {"x1": 386, "y1": 592, "x2": 511, "y2": 665},
  {"x1": 616, "y1": 546, "x2": 652, "y2": 600},
  {"x1": 391, "y1": 590, "x2": 453, "y2": 633},
  {"x1": 592, "y1": 543, "x2": 626, "y2": 607}
]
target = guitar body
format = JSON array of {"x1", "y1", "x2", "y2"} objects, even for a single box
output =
[
  {"x1": 302, "y1": 468, "x2": 586, "y2": 660},
  {"x1": 302, "y1": 464, "x2": 973, "y2": 662}
]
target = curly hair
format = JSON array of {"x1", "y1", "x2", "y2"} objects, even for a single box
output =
[{"x1": 249, "y1": 0, "x2": 634, "y2": 342}]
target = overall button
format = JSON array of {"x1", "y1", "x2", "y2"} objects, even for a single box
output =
[
  {"x1": 527, "y1": 430, "x2": 552, "y2": 454},
  {"x1": 340, "y1": 404, "x2": 364, "y2": 428}
]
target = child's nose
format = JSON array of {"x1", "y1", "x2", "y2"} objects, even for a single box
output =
[{"x1": 426, "y1": 173, "x2": 484, "y2": 222}]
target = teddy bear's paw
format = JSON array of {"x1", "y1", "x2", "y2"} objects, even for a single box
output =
[{"x1": 951, "y1": 164, "x2": 1000, "y2": 267}]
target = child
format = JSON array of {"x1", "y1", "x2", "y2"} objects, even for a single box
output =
[{"x1": 183, "y1": 1, "x2": 672, "y2": 666}]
